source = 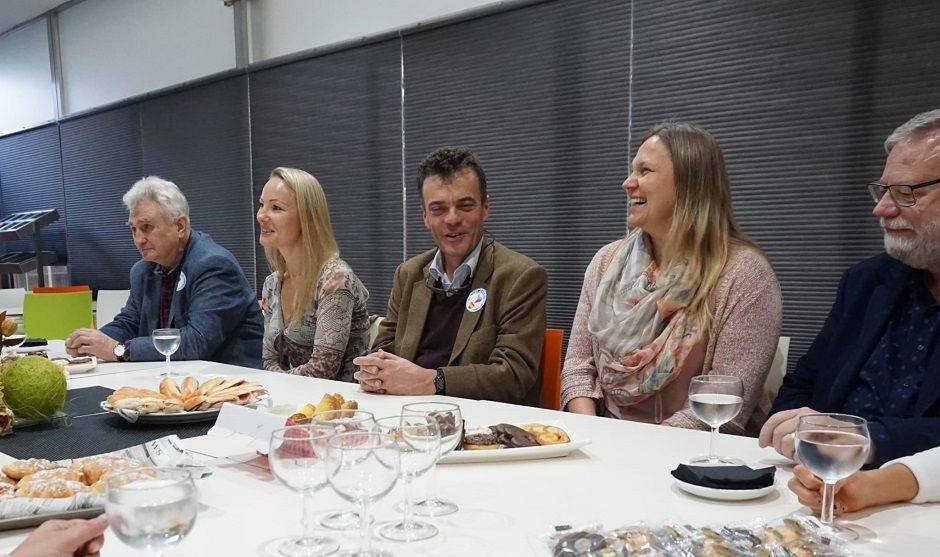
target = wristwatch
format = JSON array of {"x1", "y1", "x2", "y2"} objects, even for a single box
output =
[
  {"x1": 113, "y1": 342, "x2": 127, "y2": 362},
  {"x1": 434, "y1": 368, "x2": 446, "y2": 395}
]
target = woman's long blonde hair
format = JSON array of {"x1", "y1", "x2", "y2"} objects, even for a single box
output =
[
  {"x1": 264, "y1": 167, "x2": 339, "y2": 326},
  {"x1": 646, "y1": 122, "x2": 760, "y2": 335}
]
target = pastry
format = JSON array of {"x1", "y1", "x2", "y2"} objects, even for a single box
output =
[
  {"x1": 15, "y1": 479, "x2": 87, "y2": 498},
  {"x1": 462, "y1": 427, "x2": 500, "y2": 450},
  {"x1": 0, "y1": 483, "x2": 14, "y2": 500},
  {"x1": 17, "y1": 468, "x2": 84, "y2": 486},
  {"x1": 520, "y1": 423, "x2": 571, "y2": 445},
  {"x1": 490, "y1": 423, "x2": 539, "y2": 448},
  {"x1": 159, "y1": 377, "x2": 182, "y2": 398},
  {"x1": 2, "y1": 458, "x2": 63, "y2": 480},
  {"x1": 74, "y1": 455, "x2": 148, "y2": 484},
  {"x1": 106, "y1": 387, "x2": 165, "y2": 406}
]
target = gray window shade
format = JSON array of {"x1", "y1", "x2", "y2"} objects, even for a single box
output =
[
  {"x1": 631, "y1": 0, "x2": 940, "y2": 370},
  {"x1": 60, "y1": 106, "x2": 143, "y2": 290},
  {"x1": 0, "y1": 125, "x2": 67, "y2": 261},
  {"x1": 140, "y1": 76, "x2": 255, "y2": 285},
  {"x1": 249, "y1": 40, "x2": 402, "y2": 314},
  {"x1": 403, "y1": 0, "x2": 632, "y2": 334}
]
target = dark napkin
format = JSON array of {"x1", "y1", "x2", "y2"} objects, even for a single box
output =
[{"x1": 671, "y1": 464, "x2": 775, "y2": 490}]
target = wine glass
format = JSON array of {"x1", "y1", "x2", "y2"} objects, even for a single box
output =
[
  {"x1": 400, "y1": 402, "x2": 462, "y2": 516},
  {"x1": 105, "y1": 467, "x2": 198, "y2": 557},
  {"x1": 151, "y1": 328, "x2": 181, "y2": 377},
  {"x1": 268, "y1": 425, "x2": 339, "y2": 557},
  {"x1": 311, "y1": 409, "x2": 377, "y2": 530},
  {"x1": 796, "y1": 413, "x2": 871, "y2": 529},
  {"x1": 326, "y1": 432, "x2": 400, "y2": 557},
  {"x1": 688, "y1": 374, "x2": 744, "y2": 464},
  {"x1": 374, "y1": 415, "x2": 441, "y2": 542}
]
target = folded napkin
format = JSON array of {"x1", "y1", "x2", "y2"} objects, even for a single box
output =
[{"x1": 671, "y1": 464, "x2": 775, "y2": 490}]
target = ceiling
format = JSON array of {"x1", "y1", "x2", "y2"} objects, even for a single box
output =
[{"x1": 0, "y1": 0, "x2": 72, "y2": 36}]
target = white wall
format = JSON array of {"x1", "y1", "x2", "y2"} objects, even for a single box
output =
[
  {"x1": 0, "y1": 19, "x2": 56, "y2": 135},
  {"x1": 249, "y1": 0, "x2": 513, "y2": 62},
  {"x1": 57, "y1": 0, "x2": 237, "y2": 115}
]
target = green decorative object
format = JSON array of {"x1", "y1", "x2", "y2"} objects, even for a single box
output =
[{"x1": 0, "y1": 355, "x2": 67, "y2": 420}]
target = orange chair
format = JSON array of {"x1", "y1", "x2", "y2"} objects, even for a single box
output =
[
  {"x1": 539, "y1": 328, "x2": 565, "y2": 410},
  {"x1": 33, "y1": 285, "x2": 90, "y2": 293}
]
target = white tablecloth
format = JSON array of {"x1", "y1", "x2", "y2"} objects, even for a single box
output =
[{"x1": 0, "y1": 359, "x2": 935, "y2": 556}]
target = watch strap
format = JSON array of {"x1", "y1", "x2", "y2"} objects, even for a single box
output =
[{"x1": 434, "y1": 367, "x2": 446, "y2": 395}]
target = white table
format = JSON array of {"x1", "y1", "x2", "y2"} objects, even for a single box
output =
[{"x1": 0, "y1": 360, "x2": 935, "y2": 556}]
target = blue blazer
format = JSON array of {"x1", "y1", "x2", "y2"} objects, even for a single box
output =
[
  {"x1": 101, "y1": 230, "x2": 263, "y2": 368},
  {"x1": 771, "y1": 253, "x2": 940, "y2": 465}
]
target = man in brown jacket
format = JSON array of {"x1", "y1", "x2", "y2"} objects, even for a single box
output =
[{"x1": 354, "y1": 147, "x2": 547, "y2": 405}]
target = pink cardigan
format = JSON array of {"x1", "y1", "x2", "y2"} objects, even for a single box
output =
[{"x1": 560, "y1": 240, "x2": 782, "y2": 435}]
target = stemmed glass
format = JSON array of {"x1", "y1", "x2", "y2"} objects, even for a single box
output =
[
  {"x1": 374, "y1": 415, "x2": 441, "y2": 542},
  {"x1": 795, "y1": 413, "x2": 871, "y2": 529},
  {"x1": 152, "y1": 328, "x2": 181, "y2": 377},
  {"x1": 688, "y1": 374, "x2": 744, "y2": 464},
  {"x1": 400, "y1": 402, "x2": 462, "y2": 516},
  {"x1": 326, "y1": 432, "x2": 401, "y2": 557},
  {"x1": 311, "y1": 410, "x2": 377, "y2": 530},
  {"x1": 105, "y1": 467, "x2": 198, "y2": 557},
  {"x1": 269, "y1": 425, "x2": 339, "y2": 557}
]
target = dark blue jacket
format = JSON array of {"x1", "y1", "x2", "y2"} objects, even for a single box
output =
[
  {"x1": 101, "y1": 230, "x2": 263, "y2": 368},
  {"x1": 771, "y1": 253, "x2": 940, "y2": 465}
]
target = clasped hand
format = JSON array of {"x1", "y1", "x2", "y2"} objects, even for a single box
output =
[
  {"x1": 353, "y1": 349, "x2": 435, "y2": 395},
  {"x1": 64, "y1": 328, "x2": 119, "y2": 362}
]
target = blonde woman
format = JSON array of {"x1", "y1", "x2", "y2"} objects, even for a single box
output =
[
  {"x1": 561, "y1": 122, "x2": 782, "y2": 434},
  {"x1": 257, "y1": 167, "x2": 369, "y2": 381}
]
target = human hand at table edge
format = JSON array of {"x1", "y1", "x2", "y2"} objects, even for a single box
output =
[
  {"x1": 10, "y1": 514, "x2": 107, "y2": 557},
  {"x1": 65, "y1": 328, "x2": 119, "y2": 362},
  {"x1": 353, "y1": 349, "x2": 435, "y2": 395},
  {"x1": 565, "y1": 397, "x2": 597, "y2": 416},
  {"x1": 757, "y1": 406, "x2": 820, "y2": 460},
  {"x1": 788, "y1": 463, "x2": 919, "y2": 516}
]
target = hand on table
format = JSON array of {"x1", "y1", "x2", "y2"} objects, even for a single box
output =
[
  {"x1": 11, "y1": 514, "x2": 107, "y2": 557},
  {"x1": 353, "y1": 349, "x2": 436, "y2": 395},
  {"x1": 65, "y1": 329, "x2": 119, "y2": 362},
  {"x1": 788, "y1": 463, "x2": 919, "y2": 516},
  {"x1": 757, "y1": 406, "x2": 819, "y2": 460}
]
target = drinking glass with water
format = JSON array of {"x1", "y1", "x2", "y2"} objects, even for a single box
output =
[
  {"x1": 796, "y1": 413, "x2": 870, "y2": 528},
  {"x1": 152, "y1": 328, "x2": 181, "y2": 377},
  {"x1": 105, "y1": 467, "x2": 198, "y2": 557},
  {"x1": 688, "y1": 374, "x2": 744, "y2": 464}
]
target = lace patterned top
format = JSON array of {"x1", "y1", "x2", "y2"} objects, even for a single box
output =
[{"x1": 261, "y1": 258, "x2": 370, "y2": 381}]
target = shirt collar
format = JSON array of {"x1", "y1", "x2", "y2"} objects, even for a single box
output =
[{"x1": 429, "y1": 238, "x2": 484, "y2": 291}]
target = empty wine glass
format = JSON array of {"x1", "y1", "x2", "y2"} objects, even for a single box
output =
[
  {"x1": 326, "y1": 432, "x2": 400, "y2": 557},
  {"x1": 400, "y1": 402, "x2": 462, "y2": 516},
  {"x1": 796, "y1": 413, "x2": 871, "y2": 528},
  {"x1": 152, "y1": 328, "x2": 181, "y2": 377},
  {"x1": 105, "y1": 467, "x2": 198, "y2": 557},
  {"x1": 311, "y1": 409, "x2": 377, "y2": 530},
  {"x1": 269, "y1": 425, "x2": 339, "y2": 557},
  {"x1": 375, "y1": 415, "x2": 441, "y2": 542},
  {"x1": 688, "y1": 374, "x2": 744, "y2": 464}
]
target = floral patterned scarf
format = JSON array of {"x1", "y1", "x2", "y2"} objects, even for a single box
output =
[{"x1": 588, "y1": 231, "x2": 702, "y2": 412}]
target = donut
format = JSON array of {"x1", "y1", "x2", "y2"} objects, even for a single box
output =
[{"x1": 520, "y1": 423, "x2": 571, "y2": 445}]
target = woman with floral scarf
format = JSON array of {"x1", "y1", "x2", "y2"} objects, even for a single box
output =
[{"x1": 560, "y1": 122, "x2": 782, "y2": 434}]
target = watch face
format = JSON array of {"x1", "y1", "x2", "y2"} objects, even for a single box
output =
[{"x1": 113, "y1": 344, "x2": 125, "y2": 357}]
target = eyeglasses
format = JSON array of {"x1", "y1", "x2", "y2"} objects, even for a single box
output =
[{"x1": 867, "y1": 177, "x2": 940, "y2": 207}]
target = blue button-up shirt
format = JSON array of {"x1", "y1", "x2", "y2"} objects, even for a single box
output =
[{"x1": 428, "y1": 239, "x2": 483, "y2": 291}]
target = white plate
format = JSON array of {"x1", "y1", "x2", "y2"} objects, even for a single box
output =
[
  {"x1": 100, "y1": 396, "x2": 268, "y2": 424},
  {"x1": 64, "y1": 356, "x2": 98, "y2": 374},
  {"x1": 674, "y1": 478, "x2": 775, "y2": 501},
  {"x1": 440, "y1": 421, "x2": 590, "y2": 464}
]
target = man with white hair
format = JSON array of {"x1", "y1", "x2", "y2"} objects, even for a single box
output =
[
  {"x1": 66, "y1": 176, "x2": 263, "y2": 367},
  {"x1": 760, "y1": 109, "x2": 940, "y2": 466}
]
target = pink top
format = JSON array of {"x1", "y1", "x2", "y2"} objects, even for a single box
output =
[{"x1": 560, "y1": 240, "x2": 782, "y2": 435}]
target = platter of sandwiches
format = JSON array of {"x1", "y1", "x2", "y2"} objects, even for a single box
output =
[{"x1": 101, "y1": 376, "x2": 267, "y2": 424}]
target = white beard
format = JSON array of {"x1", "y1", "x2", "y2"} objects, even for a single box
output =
[{"x1": 882, "y1": 216, "x2": 940, "y2": 269}]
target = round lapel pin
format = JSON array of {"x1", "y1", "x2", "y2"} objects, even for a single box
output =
[
  {"x1": 176, "y1": 271, "x2": 187, "y2": 292},
  {"x1": 466, "y1": 287, "x2": 487, "y2": 313}
]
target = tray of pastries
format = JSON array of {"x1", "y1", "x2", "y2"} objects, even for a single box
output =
[
  {"x1": 101, "y1": 376, "x2": 268, "y2": 424},
  {"x1": 441, "y1": 421, "x2": 590, "y2": 464}
]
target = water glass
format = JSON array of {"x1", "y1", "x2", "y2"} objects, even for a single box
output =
[
  {"x1": 374, "y1": 415, "x2": 441, "y2": 542},
  {"x1": 688, "y1": 374, "x2": 744, "y2": 464},
  {"x1": 311, "y1": 409, "x2": 376, "y2": 530},
  {"x1": 105, "y1": 467, "x2": 198, "y2": 557},
  {"x1": 326, "y1": 432, "x2": 400, "y2": 557},
  {"x1": 796, "y1": 413, "x2": 871, "y2": 526},
  {"x1": 269, "y1": 425, "x2": 339, "y2": 556},
  {"x1": 152, "y1": 328, "x2": 181, "y2": 377},
  {"x1": 400, "y1": 402, "x2": 462, "y2": 516}
]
